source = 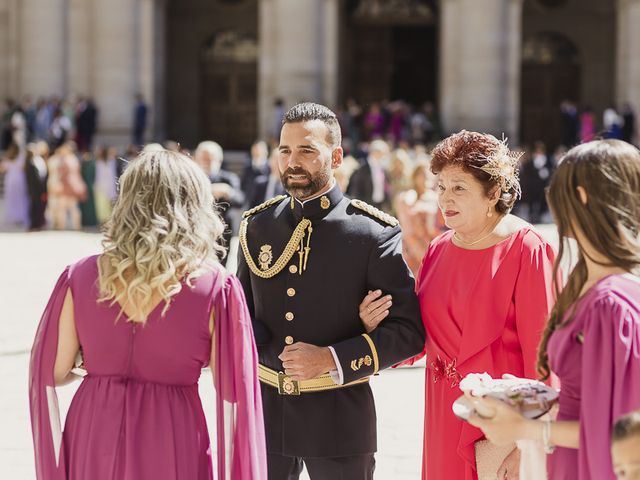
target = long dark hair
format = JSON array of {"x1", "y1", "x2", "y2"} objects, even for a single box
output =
[{"x1": 537, "y1": 140, "x2": 640, "y2": 379}]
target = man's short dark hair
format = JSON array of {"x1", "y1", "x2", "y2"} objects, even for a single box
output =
[
  {"x1": 612, "y1": 410, "x2": 640, "y2": 442},
  {"x1": 283, "y1": 102, "x2": 342, "y2": 148}
]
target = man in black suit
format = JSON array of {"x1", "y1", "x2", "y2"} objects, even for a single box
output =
[
  {"x1": 248, "y1": 148, "x2": 286, "y2": 207},
  {"x1": 242, "y1": 140, "x2": 271, "y2": 202},
  {"x1": 346, "y1": 139, "x2": 392, "y2": 212},
  {"x1": 194, "y1": 141, "x2": 245, "y2": 254},
  {"x1": 238, "y1": 103, "x2": 425, "y2": 479}
]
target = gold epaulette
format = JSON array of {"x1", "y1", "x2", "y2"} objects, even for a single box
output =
[
  {"x1": 242, "y1": 195, "x2": 288, "y2": 219},
  {"x1": 350, "y1": 199, "x2": 399, "y2": 227}
]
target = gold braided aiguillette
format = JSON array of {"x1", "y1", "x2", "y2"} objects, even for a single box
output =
[{"x1": 239, "y1": 218, "x2": 312, "y2": 278}]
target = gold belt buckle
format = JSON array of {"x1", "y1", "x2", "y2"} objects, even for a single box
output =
[{"x1": 277, "y1": 372, "x2": 300, "y2": 395}]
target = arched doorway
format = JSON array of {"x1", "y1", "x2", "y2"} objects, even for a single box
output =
[
  {"x1": 200, "y1": 30, "x2": 258, "y2": 149},
  {"x1": 520, "y1": 32, "x2": 580, "y2": 148},
  {"x1": 343, "y1": 0, "x2": 438, "y2": 105}
]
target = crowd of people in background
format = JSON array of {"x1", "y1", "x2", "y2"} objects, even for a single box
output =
[{"x1": 1, "y1": 96, "x2": 638, "y2": 263}]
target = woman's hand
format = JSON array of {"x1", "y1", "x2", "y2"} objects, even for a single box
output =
[
  {"x1": 467, "y1": 396, "x2": 529, "y2": 446},
  {"x1": 497, "y1": 447, "x2": 521, "y2": 480},
  {"x1": 359, "y1": 290, "x2": 392, "y2": 333}
]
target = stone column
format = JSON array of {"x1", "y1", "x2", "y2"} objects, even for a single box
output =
[
  {"x1": 138, "y1": 0, "x2": 166, "y2": 141},
  {"x1": 93, "y1": 0, "x2": 138, "y2": 145},
  {"x1": 19, "y1": 0, "x2": 67, "y2": 96},
  {"x1": 67, "y1": 0, "x2": 92, "y2": 97},
  {"x1": 616, "y1": 0, "x2": 640, "y2": 143},
  {"x1": 0, "y1": 0, "x2": 21, "y2": 100},
  {"x1": 258, "y1": 0, "x2": 339, "y2": 140},
  {"x1": 439, "y1": 0, "x2": 523, "y2": 142}
]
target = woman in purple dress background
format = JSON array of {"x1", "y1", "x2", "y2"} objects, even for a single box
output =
[
  {"x1": 29, "y1": 147, "x2": 266, "y2": 479},
  {"x1": 469, "y1": 139, "x2": 640, "y2": 479}
]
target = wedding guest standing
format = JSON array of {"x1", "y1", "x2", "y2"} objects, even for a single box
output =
[
  {"x1": 468, "y1": 139, "x2": 640, "y2": 480},
  {"x1": 29, "y1": 146, "x2": 266, "y2": 479},
  {"x1": 361, "y1": 131, "x2": 557, "y2": 480}
]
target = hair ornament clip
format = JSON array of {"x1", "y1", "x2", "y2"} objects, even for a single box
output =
[{"x1": 473, "y1": 135, "x2": 523, "y2": 199}]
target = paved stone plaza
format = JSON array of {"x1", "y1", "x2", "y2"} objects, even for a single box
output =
[{"x1": 0, "y1": 224, "x2": 558, "y2": 479}]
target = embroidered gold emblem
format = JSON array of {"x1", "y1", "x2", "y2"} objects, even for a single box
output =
[
  {"x1": 364, "y1": 355, "x2": 372, "y2": 367},
  {"x1": 320, "y1": 196, "x2": 330, "y2": 209},
  {"x1": 351, "y1": 359, "x2": 360, "y2": 371},
  {"x1": 258, "y1": 245, "x2": 273, "y2": 271},
  {"x1": 278, "y1": 372, "x2": 301, "y2": 395}
]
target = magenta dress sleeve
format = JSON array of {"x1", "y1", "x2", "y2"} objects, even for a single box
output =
[
  {"x1": 579, "y1": 296, "x2": 640, "y2": 479},
  {"x1": 29, "y1": 267, "x2": 70, "y2": 480},
  {"x1": 513, "y1": 240, "x2": 557, "y2": 379},
  {"x1": 213, "y1": 273, "x2": 267, "y2": 480}
]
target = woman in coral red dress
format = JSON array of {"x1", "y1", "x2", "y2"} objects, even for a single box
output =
[{"x1": 361, "y1": 131, "x2": 557, "y2": 479}]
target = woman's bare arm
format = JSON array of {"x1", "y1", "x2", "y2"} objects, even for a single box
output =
[{"x1": 53, "y1": 288, "x2": 81, "y2": 386}]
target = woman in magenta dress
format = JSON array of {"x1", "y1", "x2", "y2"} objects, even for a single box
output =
[
  {"x1": 361, "y1": 131, "x2": 557, "y2": 479},
  {"x1": 469, "y1": 139, "x2": 640, "y2": 480},
  {"x1": 29, "y1": 147, "x2": 267, "y2": 479}
]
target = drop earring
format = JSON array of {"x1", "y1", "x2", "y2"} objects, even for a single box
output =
[{"x1": 487, "y1": 206, "x2": 493, "y2": 218}]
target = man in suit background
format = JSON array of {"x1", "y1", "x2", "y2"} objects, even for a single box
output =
[
  {"x1": 248, "y1": 147, "x2": 286, "y2": 207},
  {"x1": 194, "y1": 141, "x2": 245, "y2": 255},
  {"x1": 346, "y1": 139, "x2": 392, "y2": 212},
  {"x1": 242, "y1": 140, "x2": 271, "y2": 203}
]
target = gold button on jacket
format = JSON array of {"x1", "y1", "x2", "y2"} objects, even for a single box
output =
[
  {"x1": 285, "y1": 336, "x2": 294, "y2": 345},
  {"x1": 285, "y1": 312, "x2": 294, "y2": 321},
  {"x1": 287, "y1": 288, "x2": 296, "y2": 297}
]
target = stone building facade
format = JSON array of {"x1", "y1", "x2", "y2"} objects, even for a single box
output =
[{"x1": 1, "y1": 0, "x2": 639, "y2": 148}]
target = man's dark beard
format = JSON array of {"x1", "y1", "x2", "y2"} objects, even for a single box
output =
[{"x1": 280, "y1": 167, "x2": 331, "y2": 200}]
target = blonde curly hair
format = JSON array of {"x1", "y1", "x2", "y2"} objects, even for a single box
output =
[{"x1": 98, "y1": 147, "x2": 225, "y2": 322}]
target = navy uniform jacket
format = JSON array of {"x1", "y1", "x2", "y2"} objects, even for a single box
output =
[{"x1": 237, "y1": 183, "x2": 425, "y2": 458}]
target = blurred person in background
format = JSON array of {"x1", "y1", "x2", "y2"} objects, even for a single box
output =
[
  {"x1": 560, "y1": 100, "x2": 579, "y2": 147},
  {"x1": 79, "y1": 148, "x2": 98, "y2": 227},
  {"x1": 0, "y1": 142, "x2": 30, "y2": 228},
  {"x1": 521, "y1": 141, "x2": 552, "y2": 223},
  {"x1": 24, "y1": 142, "x2": 49, "y2": 230},
  {"x1": 335, "y1": 154, "x2": 360, "y2": 193},
  {"x1": 580, "y1": 106, "x2": 597, "y2": 143},
  {"x1": 132, "y1": 93, "x2": 148, "y2": 146},
  {"x1": 389, "y1": 148, "x2": 412, "y2": 201},
  {"x1": 621, "y1": 103, "x2": 637, "y2": 145},
  {"x1": 242, "y1": 140, "x2": 270, "y2": 202},
  {"x1": 347, "y1": 139, "x2": 392, "y2": 212},
  {"x1": 47, "y1": 141, "x2": 86, "y2": 230},
  {"x1": 363, "y1": 103, "x2": 385, "y2": 140},
  {"x1": 1, "y1": 98, "x2": 17, "y2": 150},
  {"x1": 48, "y1": 107, "x2": 72, "y2": 149},
  {"x1": 604, "y1": 107, "x2": 624, "y2": 140},
  {"x1": 194, "y1": 141, "x2": 245, "y2": 254},
  {"x1": 94, "y1": 146, "x2": 118, "y2": 224},
  {"x1": 75, "y1": 97, "x2": 98, "y2": 152},
  {"x1": 394, "y1": 161, "x2": 441, "y2": 277},
  {"x1": 248, "y1": 147, "x2": 285, "y2": 208}
]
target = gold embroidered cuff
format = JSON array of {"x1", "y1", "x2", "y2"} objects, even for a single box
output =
[{"x1": 361, "y1": 333, "x2": 379, "y2": 374}]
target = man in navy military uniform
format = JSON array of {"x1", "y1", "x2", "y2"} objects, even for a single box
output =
[{"x1": 238, "y1": 103, "x2": 425, "y2": 479}]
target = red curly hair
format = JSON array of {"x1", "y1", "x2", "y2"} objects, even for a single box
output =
[{"x1": 430, "y1": 130, "x2": 519, "y2": 214}]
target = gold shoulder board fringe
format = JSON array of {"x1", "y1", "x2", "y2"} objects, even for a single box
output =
[
  {"x1": 350, "y1": 199, "x2": 399, "y2": 227},
  {"x1": 242, "y1": 195, "x2": 288, "y2": 219}
]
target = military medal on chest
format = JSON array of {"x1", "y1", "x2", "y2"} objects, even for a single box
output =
[{"x1": 258, "y1": 245, "x2": 273, "y2": 271}]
